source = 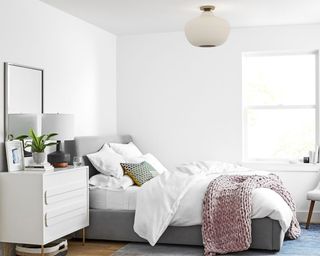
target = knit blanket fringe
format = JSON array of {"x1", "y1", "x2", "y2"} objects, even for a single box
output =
[{"x1": 202, "y1": 174, "x2": 301, "y2": 255}]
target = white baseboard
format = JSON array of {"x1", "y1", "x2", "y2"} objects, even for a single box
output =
[{"x1": 297, "y1": 211, "x2": 320, "y2": 224}]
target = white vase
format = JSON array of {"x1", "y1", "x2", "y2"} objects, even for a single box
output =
[{"x1": 32, "y1": 152, "x2": 46, "y2": 164}]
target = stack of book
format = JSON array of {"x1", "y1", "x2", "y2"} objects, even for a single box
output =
[{"x1": 25, "y1": 162, "x2": 54, "y2": 172}]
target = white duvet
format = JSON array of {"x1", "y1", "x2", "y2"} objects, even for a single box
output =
[{"x1": 134, "y1": 161, "x2": 293, "y2": 246}]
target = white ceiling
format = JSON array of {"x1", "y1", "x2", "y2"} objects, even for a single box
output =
[{"x1": 40, "y1": 0, "x2": 320, "y2": 35}]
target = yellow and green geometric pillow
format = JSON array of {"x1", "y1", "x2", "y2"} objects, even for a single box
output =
[{"x1": 120, "y1": 161, "x2": 155, "y2": 186}]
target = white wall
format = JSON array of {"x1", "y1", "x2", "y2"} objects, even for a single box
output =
[
  {"x1": 2, "y1": 0, "x2": 320, "y2": 230},
  {"x1": 0, "y1": 0, "x2": 117, "y2": 170},
  {"x1": 117, "y1": 24, "x2": 320, "y2": 219}
]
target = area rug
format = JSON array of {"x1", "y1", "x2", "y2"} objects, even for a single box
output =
[{"x1": 112, "y1": 224, "x2": 320, "y2": 256}]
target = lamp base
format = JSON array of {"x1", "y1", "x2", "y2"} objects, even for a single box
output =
[
  {"x1": 47, "y1": 150, "x2": 70, "y2": 168},
  {"x1": 52, "y1": 162, "x2": 69, "y2": 168}
]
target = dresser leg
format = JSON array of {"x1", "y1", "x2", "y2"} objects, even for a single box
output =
[
  {"x1": 41, "y1": 244, "x2": 44, "y2": 256},
  {"x1": 82, "y1": 228, "x2": 86, "y2": 246},
  {"x1": 2, "y1": 243, "x2": 12, "y2": 256}
]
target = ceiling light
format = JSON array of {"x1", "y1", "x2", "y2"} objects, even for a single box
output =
[{"x1": 185, "y1": 5, "x2": 230, "y2": 47}]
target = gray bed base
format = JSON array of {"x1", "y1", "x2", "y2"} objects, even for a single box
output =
[
  {"x1": 73, "y1": 135, "x2": 285, "y2": 251},
  {"x1": 75, "y1": 209, "x2": 284, "y2": 251}
]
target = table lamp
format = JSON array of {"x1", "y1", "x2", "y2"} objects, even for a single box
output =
[{"x1": 42, "y1": 113, "x2": 74, "y2": 167}]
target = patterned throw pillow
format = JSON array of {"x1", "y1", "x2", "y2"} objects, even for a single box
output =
[{"x1": 120, "y1": 161, "x2": 155, "y2": 186}]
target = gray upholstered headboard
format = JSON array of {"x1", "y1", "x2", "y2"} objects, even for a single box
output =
[{"x1": 74, "y1": 135, "x2": 133, "y2": 177}]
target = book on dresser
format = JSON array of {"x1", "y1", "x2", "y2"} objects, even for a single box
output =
[{"x1": 24, "y1": 162, "x2": 54, "y2": 172}]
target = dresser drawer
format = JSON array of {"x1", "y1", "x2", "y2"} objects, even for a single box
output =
[
  {"x1": 0, "y1": 167, "x2": 89, "y2": 245},
  {"x1": 44, "y1": 168, "x2": 87, "y2": 191},
  {"x1": 43, "y1": 167, "x2": 89, "y2": 243},
  {"x1": 45, "y1": 182, "x2": 86, "y2": 205},
  {"x1": 45, "y1": 200, "x2": 87, "y2": 227}
]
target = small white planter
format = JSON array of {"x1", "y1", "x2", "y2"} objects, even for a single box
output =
[{"x1": 32, "y1": 152, "x2": 46, "y2": 164}]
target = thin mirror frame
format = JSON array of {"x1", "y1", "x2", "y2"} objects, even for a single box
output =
[{"x1": 4, "y1": 62, "x2": 44, "y2": 141}]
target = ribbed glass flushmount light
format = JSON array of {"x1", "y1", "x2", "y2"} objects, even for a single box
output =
[{"x1": 185, "y1": 5, "x2": 230, "y2": 47}]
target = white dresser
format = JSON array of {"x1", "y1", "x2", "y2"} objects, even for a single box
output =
[{"x1": 0, "y1": 166, "x2": 89, "y2": 253}]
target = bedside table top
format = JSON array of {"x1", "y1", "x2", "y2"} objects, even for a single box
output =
[{"x1": 0, "y1": 165, "x2": 88, "y2": 176}]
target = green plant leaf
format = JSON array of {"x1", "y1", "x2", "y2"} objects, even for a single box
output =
[
  {"x1": 29, "y1": 129, "x2": 37, "y2": 142},
  {"x1": 15, "y1": 135, "x2": 29, "y2": 141},
  {"x1": 38, "y1": 135, "x2": 46, "y2": 143},
  {"x1": 29, "y1": 129, "x2": 39, "y2": 152},
  {"x1": 28, "y1": 129, "x2": 58, "y2": 153},
  {"x1": 46, "y1": 133, "x2": 58, "y2": 140}
]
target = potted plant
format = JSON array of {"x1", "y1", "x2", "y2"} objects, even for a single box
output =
[{"x1": 25, "y1": 129, "x2": 58, "y2": 164}]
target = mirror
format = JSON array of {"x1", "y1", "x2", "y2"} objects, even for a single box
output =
[{"x1": 4, "y1": 63, "x2": 43, "y2": 141}]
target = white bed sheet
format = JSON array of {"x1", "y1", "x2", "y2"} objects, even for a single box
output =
[
  {"x1": 90, "y1": 186, "x2": 139, "y2": 210},
  {"x1": 90, "y1": 175, "x2": 292, "y2": 230},
  {"x1": 134, "y1": 165, "x2": 294, "y2": 246}
]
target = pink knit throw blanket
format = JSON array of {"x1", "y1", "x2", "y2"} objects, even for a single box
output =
[{"x1": 202, "y1": 174, "x2": 300, "y2": 255}]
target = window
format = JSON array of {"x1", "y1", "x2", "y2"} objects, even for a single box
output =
[{"x1": 243, "y1": 52, "x2": 318, "y2": 161}]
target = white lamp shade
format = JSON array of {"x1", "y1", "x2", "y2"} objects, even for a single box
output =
[
  {"x1": 8, "y1": 114, "x2": 41, "y2": 137},
  {"x1": 42, "y1": 114, "x2": 74, "y2": 141},
  {"x1": 185, "y1": 12, "x2": 230, "y2": 47}
]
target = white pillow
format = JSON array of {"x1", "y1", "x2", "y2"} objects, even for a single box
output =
[
  {"x1": 127, "y1": 153, "x2": 168, "y2": 175},
  {"x1": 89, "y1": 174, "x2": 133, "y2": 190},
  {"x1": 109, "y1": 142, "x2": 143, "y2": 159},
  {"x1": 87, "y1": 144, "x2": 125, "y2": 178}
]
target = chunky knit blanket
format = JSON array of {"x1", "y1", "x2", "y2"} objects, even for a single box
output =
[{"x1": 202, "y1": 174, "x2": 300, "y2": 255}]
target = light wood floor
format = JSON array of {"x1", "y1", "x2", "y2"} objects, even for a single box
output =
[{"x1": 68, "y1": 240, "x2": 127, "y2": 256}]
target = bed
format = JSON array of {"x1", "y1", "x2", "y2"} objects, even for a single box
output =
[{"x1": 73, "y1": 135, "x2": 285, "y2": 250}]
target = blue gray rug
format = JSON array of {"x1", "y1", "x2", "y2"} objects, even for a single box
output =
[{"x1": 113, "y1": 225, "x2": 320, "y2": 256}]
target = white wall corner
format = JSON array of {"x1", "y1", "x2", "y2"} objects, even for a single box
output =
[{"x1": 297, "y1": 211, "x2": 320, "y2": 224}]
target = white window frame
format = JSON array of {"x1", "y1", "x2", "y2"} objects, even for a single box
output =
[{"x1": 242, "y1": 50, "x2": 320, "y2": 162}]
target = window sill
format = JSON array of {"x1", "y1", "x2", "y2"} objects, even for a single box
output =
[{"x1": 241, "y1": 161, "x2": 320, "y2": 172}]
